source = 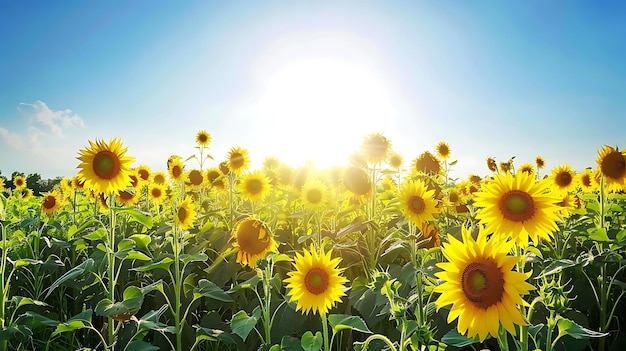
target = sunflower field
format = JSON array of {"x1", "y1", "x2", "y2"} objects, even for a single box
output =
[{"x1": 0, "y1": 132, "x2": 625, "y2": 351}]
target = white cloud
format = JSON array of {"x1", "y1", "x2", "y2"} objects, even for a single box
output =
[
  {"x1": 0, "y1": 127, "x2": 24, "y2": 149},
  {"x1": 18, "y1": 100, "x2": 84, "y2": 137}
]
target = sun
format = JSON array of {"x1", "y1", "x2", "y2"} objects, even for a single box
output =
[{"x1": 253, "y1": 57, "x2": 399, "y2": 169}]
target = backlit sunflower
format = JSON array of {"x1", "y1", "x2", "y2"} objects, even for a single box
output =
[
  {"x1": 300, "y1": 179, "x2": 330, "y2": 210},
  {"x1": 577, "y1": 168, "x2": 599, "y2": 193},
  {"x1": 13, "y1": 175, "x2": 26, "y2": 189},
  {"x1": 435, "y1": 226, "x2": 534, "y2": 342},
  {"x1": 435, "y1": 141, "x2": 451, "y2": 160},
  {"x1": 175, "y1": 196, "x2": 196, "y2": 230},
  {"x1": 360, "y1": 133, "x2": 391, "y2": 165},
  {"x1": 168, "y1": 156, "x2": 185, "y2": 182},
  {"x1": 387, "y1": 152, "x2": 403, "y2": 169},
  {"x1": 136, "y1": 165, "x2": 151, "y2": 184},
  {"x1": 148, "y1": 183, "x2": 167, "y2": 204},
  {"x1": 549, "y1": 164, "x2": 576, "y2": 195},
  {"x1": 231, "y1": 217, "x2": 278, "y2": 268},
  {"x1": 237, "y1": 171, "x2": 272, "y2": 202},
  {"x1": 186, "y1": 169, "x2": 205, "y2": 189},
  {"x1": 227, "y1": 146, "x2": 250, "y2": 175},
  {"x1": 284, "y1": 245, "x2": 348, "y2": 316},
  {"x1": 116, "y1": 189, "x2": 139, "y2": 206},
  {"x1": 518, "y1": 163, "x2": 535, "y2": 176},
  {"x1": 596, "y1": 145, "x2": 626, "y2": 193},
  {"x1": 41, "y1": 190, "x2": 62, "y2": 215},
  {"x1": 413, "y1": 151, "x2": 441, "y2": 176},
  {"x1": 195, "y1": 130, "x2": 211, "y2": 147},
  {"x1": 398, "y1": 179, "x2": 439, "y2": 228},
  {"x1": 473, "y1": 171, "x2": 561, "y2": 247},
  {"x1": 486, "y1": 157, "x2": 497, "y2": 173},
  {"x1": 343, "y1": 167, "x2": 371, "y2": 196},
  {"x1": 77, "y1": 138, "x2": 135, "y2": 195},
  {"x1": 152, "y1": 171, "x2": 167, "y2": 185},
  {"x1": 535, "y1": 156, "x2": 546, "y2": 169},
  {"x1": 263, "y1": 156, "x2": 281, "y2": 170},
  {"x1": 499, "y1": 161, "x2": 512, "y2": 174}
]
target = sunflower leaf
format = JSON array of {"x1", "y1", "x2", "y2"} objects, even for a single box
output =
[
  {"x1": 441, "y1": 329, "x2": 479, "y2": 347},
  {"x1": 230, "y1": 309, "x2": 260, "y2": 341},
  {"x1": 194, "y1": 279, "x2": 232, "y2": 302},
  {"x1": 45, "y1": 258, "x2": 94, "y2": 299},
  {"x1": 556, "y1": 316, "x2": 608, "y2": 339},
  {"x1": 537, "y1": 259, "x2": 577, "y2": 278},
  {"x1": 328, "y1": 314, "x2": 371, "y2": 335},
  {"x1": 114, "y1": 207, "x2": 153, "y2": 228},
  {"x1": 301, "y1": 331, "x2": 322, "y2": 351}
]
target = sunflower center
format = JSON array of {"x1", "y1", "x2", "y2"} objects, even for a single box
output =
[
  {"x1": 189, "y1": 170, "x2": 204, "y2": 186},
  {"x1": 138, "y1": 169, "x2": 149, "y2": 181},
  {"x1": 601, "y1": 152, "x2": 626, "y2": 179},
  {"x1": 172, "y1": 165, "x2": 183, "y2": 179},
  {"x1": 246, "y1": 179, "x2": 263, "y2": 194},
  {"x1": 43, "y1": 196, "x2": 57, "y2": 209},
  {"x1": 499, "y1": 190, "x2": 535, "y2": 222},
  {"x1": 307, "y1": 189, "x2": 323, "y2": 204},
  {"x1": 581, "y1": 175, "x2": 592, "y2": 187},
  {"x1": 177, "y1": 206, "x2": 187, "y2": 222},
  {"x1": 151, "y1": 188, "x2": 162, "y2": 198},
  {"x1": 408, "y1": 196, "x2": 426, "y2": 214},
  {"x1": 461, "y1": 259, "x2": 504, "y2": 309},
  {"x1": 304, "y1": 267, "x2": 330, "y2": 295},
  {"x1": 231, "y1": 153, "x2": 244, "y2": 168},
  {"x1": 557, "y1": 172, "x2": 572, "y2": 186},
  {"x1": 93, "y1": 151, "x2": 121, "y2": 180},
  {"x1": 237, "y1": 220, "x2": 270, "y2": 255}
]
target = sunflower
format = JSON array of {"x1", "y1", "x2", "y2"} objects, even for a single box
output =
[
  {"x1": 72, "y1": 175, "x2": 85, "y2": 191},
  {"x1": 227, "y1": 147, "x2": 250, "y2": 175},
  {"x1": 435, "y1": 141, "x2": 451, "y2": 160},
  {"x1": 577, "y1": 168, "x2": 599, "y2": 193},
  {"x1": 175, "y1": 196, "x2": 196, "y2": 230},
  {"x1": 499, "y1": 161, "x2": 512, "y2": 174},
  {"x1": 284, "y1": 244, "x2": 348, "y2": 316},
  {"x1": 41, "y1": 190, "x2": 62, "y2": 215},
  {"x1": 231, "y1": 217, "x2": 278, "y2": 268},
  {"x1": 360, "y1": 133, "x2": 391, "y2": 165},
  {"x1": 18, "y1": 188, "x2": 33, "y2": 201},
  {"x1": 263, "y1": 156, "x2": 281, "y2": 170},
  {"x1": 596, "y1": 145, "x2": 626, "y2": 192},
  {"x1": 413, "y1": 151, "x2": 441, "y2": 176},
  {"x1": 486, "y1": 157, "x2": 497, "y2": 173},
  {"x1": 420, "y1": 222, "x2": 440, "y2": 249},
  {"x1": 434, "y1": 226, "x2": 534, "y2": 342},
  {"x1": 300, "y1": 179, "x2": 330, "y2": 210},
  {"x1": 0, "y1": 177, "x2": 4, "y2": 189},
  {"x1": 398, "y1": 179, "x2": 439, "y2": 228},
  {"x1": 148, "y1": 183, "x2": 167, "y2": 204},
  {"x1": 473, "y1": 171, "x2": 561, "y2": 247},
  {"x1": 349, "y1": 152, "x2": 368, "y2": 168},
  {"x1": 76, "y1": 138, "x2": 135, "y2": 195},
  {"x1": 136, "y1": 165, "x2": 151, "y2": 184},
  {"x1": 13, "y1": 175, "x2": 26, "y2": 189},
  {"x1": 343, "y1": 167, "x2": 371, "y2": 196},
  {"x1": 116, "y1": 189, "x2": 139, "y2": 206},
  {"x1": 549, "y1": 164, "x2": 576, "y2": 195},
  {"x1": 237, "y1": 171, "x2": 272, "y2": 202},
  {"x1": 535, "y1": 156, "x2": 546, "y2": 169},
  {"x1": 152, "y1": 171, "x2": 167, "y2": 185},
  {"x1": 195, "y1": 130, "x2": 211, "y2": 147},
  {"x1": 186, "y1": 169, "x2": 205, "y2": 189},
  {"x1": 168, "y1": 156, "x2": 185, "y2": 182},
  {"x1": 518, "y1": 163, "x2": 535, "y2": 176},
  {"x1": 387, "y1": 152, "x2": 403, "y2": 169}
]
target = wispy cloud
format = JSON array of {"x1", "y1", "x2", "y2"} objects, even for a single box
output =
[
  {"x1": 18, "y1": 100, "x2": 84, "y2": 137},
  {"x1": 0, "y1": 127, "x2": 24, "y2": 149}
]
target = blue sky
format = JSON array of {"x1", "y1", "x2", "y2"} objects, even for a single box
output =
[{"x1": 1, "y1": 1, "x2": 625, "y2": 180}]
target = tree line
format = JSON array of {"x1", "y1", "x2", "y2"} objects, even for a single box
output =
[{"x1": 0, "y1": 170, "x2": 63, "y2": 196}]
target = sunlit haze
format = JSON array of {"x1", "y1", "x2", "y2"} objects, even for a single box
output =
[{"x1": 1, "y1": 2, "x2": 625, "y2": 180}]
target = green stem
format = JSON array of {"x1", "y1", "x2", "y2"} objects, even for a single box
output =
[
  {"x1": 321, "y1": 312, "x2": 330, "y2": 351},
  {"x1": 0, "y1": 223, "x2": 8, "y2": 351},
  {"x1": 107, "y1": 194, "x2": 116, "y2": 350},
  {"x1": 173, "y1": 225, "x2": 183, "y2": 351},
  {"x1": 262, "y1": 263, "x2": 273, "y2": 345},
  {"x1": 360, "y1": 334, "x2": 398, "y2": 351}
]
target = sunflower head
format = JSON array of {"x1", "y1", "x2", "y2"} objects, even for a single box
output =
[
  {"x1": 596, "y1": 145, "x2": 626, "y2": 192},
  {"x1": 41, "y1": 190, "x2": 62, "y2": 215},
  {"x1": 195, "y1": 130, "x2": 211, "y2": 147},
  {"x1": 549, "y1": 164, "x2": 576, "y2": 195},
  {"x1": 577, "y1": 168, "x2": 599, "y2": 193},
  {"x1": 284, "y1": 244, "x2": 349, "y2": 316},
  {"x1": 0, "y1": 177, "x2": 5, "y2": 189},
  {"x1": 473, "y1": 171, "x2": 561, "y2": 247},
  {"x1": 232, "y1": 217, "x2": 278, "y2": 268},
  {"x1": 435, "y1": 141, "x2": 451, "y2": 160},
  {"x1": 175, "y1": 196, "x2": 196, "y2": 230},
  {"x1": 535, "y1": 155, "x2": 546, "y2": 169},
  {"x1": 227, "y1": 147, "x2": 250, "y2": 175},
  {"x1": 117, "y1": 189, "x2": 139, "y2": 206},
  {"x1": 186, "y1": 169, "x2": 205, "y2": 189},
  {"x1": 387, "y1": 152, "x2": 403, "y2": 169},
  {"x1": 237, "y1": 171, "x2": 272, "y2": 202},
  {"x1": 13, "y1": 175, "x2": 26, "y2": 189},
  {"x1": 148, "y1": 183, "x2": 167, "y2": 204},
  {"x1": 486, "y1": 157, "x2": 497, "y2": 173},
  {"x1": 413, "y1": 151, "x2": 441, "y2": 176},
  {"x1": 398, "y1": 179, "x2": 439, "y2": 228},
  {"x1": 434, "y1": 226, "x2": 534, "y2": 341},
  {"x1": 168, "y1": 156, "x2": 185, "y2": 182},
  {"x1": 263, "y1": 156, "x2": 281, "y2": 170},
  {"x1": 518, "y1": 163, "x2": 535, "y2": 176},
  {"x1": 360, "y1": 133, "x2": 391, "y2": 165},
  {"x1": 136, "y1": 165, "x2": 151, "y2": 184},
  {"x1": 77, "y1": 138, "x2": 135, "y2": 195},
  {"x1": 300, "y1": 179, "x2": 330, "y2": 210},
  {"x1": 152, "y1": 171, "x2": 167, "y2": 185},
  {"x1": 343, "y1": 167, "x2": 371, "y2": 196}
]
